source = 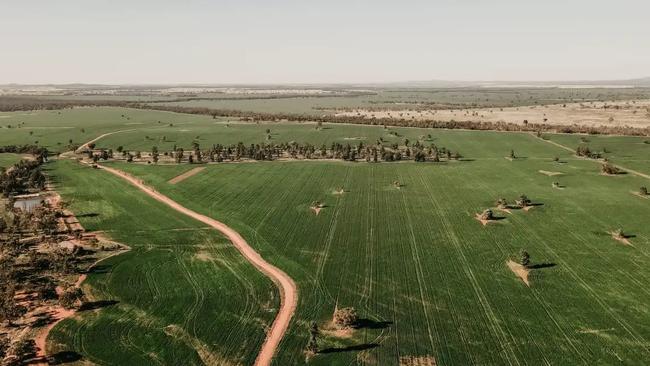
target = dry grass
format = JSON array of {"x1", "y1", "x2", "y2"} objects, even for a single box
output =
[
  {"x1": 336, "y1": 99, "x2": 650, "y2": 128},
  {"x1": 507, "y1": 260, "x2": 530, "y2": 286},
  {"x1": 168, "y1": 167, "x2": 206, "y2": 184}
]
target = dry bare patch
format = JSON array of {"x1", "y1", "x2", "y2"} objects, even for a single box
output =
[
  {"x1": 507, "y1": 260, "x2": 530, "y2": 286},
  {"x1": 168, "y1": 167, "x2": 206, "y2": 184}
]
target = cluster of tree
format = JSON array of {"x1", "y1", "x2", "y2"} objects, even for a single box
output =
[
  {"x1": 601, "y1": 163, "x2": 622, "y2": 175},
  {"x1": 119, "y1": 141, "x2": 461, "y2": 164},
  {"x1": 0, "y1": 144, "x2": 48, "y2": 160},
  {"x1": 0, "y1": 160, "x2": 46, "y2": 197},
  {"x1": 575, "y1": 145, "x2": 602, "y2": 159}
]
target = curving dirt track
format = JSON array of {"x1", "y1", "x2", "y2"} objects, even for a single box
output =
[
  {"x1": 74, "y1": 129, "x2": 136, "y2": 153},
  {"x1": 97, "y1": 164, "x2": 297, "y2": 366}
]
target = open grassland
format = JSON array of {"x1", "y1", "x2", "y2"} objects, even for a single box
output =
[
  {"x1": 63, "y1": 126, "x2": 650, "y2": 365},
  {"x1": 46, "y1": 159, "x2": 276, "y2": 366}
]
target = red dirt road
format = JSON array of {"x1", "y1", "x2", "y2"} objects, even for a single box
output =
[{"x1": 98, "y1": 164, "x2": 297, "y2": 366}]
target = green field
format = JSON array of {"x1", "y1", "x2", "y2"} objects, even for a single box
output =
[
  {"x1": 46, "y1": 120, "x2": 650, "y2": 365},
  {"x1": 0, "y1": 153, "x2": 25, "y2": 168},
  {"x1": 47, "y1": 160, "x2": 276, "y2": 365},
  {"x1": 148, "y1": 88, "x2": 650, "y2": 115}
]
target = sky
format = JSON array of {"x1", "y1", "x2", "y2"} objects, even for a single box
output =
[{"x1": 1, "y1": 0, "x2": 649, "y2": 84}]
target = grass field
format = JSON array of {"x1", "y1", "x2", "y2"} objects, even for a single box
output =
[
  {"x1": 0, "y1": 153, "x2": 25, "y2": 168},
  {"x1": 47, "y1": 122, "x2": 650, "y2": 365},
  {"x1": 46, "y1": 159, "x2": 276, "y2": 366},
  {"x1": 148, "y1": 88, "x2": 650, "y2": 116}
]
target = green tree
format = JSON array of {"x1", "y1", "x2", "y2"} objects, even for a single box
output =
[
  {"x1": 306, "y1": 321, "x2": 320, "y2": 354},
  {"x1": 520, "y1": 250, "x2": 530, "y2": 268}
]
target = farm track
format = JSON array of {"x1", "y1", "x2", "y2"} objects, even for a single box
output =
[
  {"x1": 94, "y1": 163, "x2": 297, "y2": 366},
  {"x1": 536, "y1": 134, "x2": 650, "y2": 180},
  {"x1": 74, "y1": 129, "x2": 137, "y2": 153}
]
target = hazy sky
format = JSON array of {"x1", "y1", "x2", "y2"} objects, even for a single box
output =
[{"x1": 2, "y1": 0, "x2": 649, "y2": 84}]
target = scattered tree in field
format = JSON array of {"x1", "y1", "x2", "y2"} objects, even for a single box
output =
[
  {"x1": 509, "y1": 149, "x2": 515, "y2": 159},
  {"x1": 516, "y1": 194, "x2": 531, "y2": 208},
  {"x1": 116, "y1": 146, "x2": 123, "y2": 154},
  {"x1": 333, "y1": 306, "x2": 358, "y2": 329},
  {"x1": 480, "y1": 209, "x2": 494, "y2": 221},
  {"x1": 496, "y1": 198, "x2": 508, "y2": 209},
  {"x1": 393, "y1": 181, "x2": 401, "y2": 188},
  {"x1": 520, "y1": 250, "x2": 530, "y2": 268},
  {"x1": 601, "y1": 163, "x2": 621, "y2": 175},
  {"x1": 306, "y1": 321, "x2": 320, "y2": 354},
  {"x1": 640, "y1": 186, "x2": 648, "y2": 196},
  {"x1": 614, "y1": 229, "x2": 626, "y2": 240}
]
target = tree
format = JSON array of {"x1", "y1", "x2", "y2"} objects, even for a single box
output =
[
  {"x1": 333, "y1": 307, "x2": 358, "y2": 329},
  {"x1": 0, "y1": 284, "x2": 25, "y2": 326},
  {"x1": 495, "y1": 198, "x2": 508, "y2": 209},
  {"x1": 520, "y1": 250, "x2": 530, "y2": 267},
  {"x1": 601, "y1": 163, "x2": 620, "y2": 175},
  {"x1": 480, "y1": 209, "x2": 494, "y2": 221},
  {"x1": 0, "y1": 334, "x2": 8, "y2": 361},
  {"x1": 59, "y1": 287, "x2": 84, "y2": 309},
  {"x1": 509, "y1": 149, "x2": 516, "y2": 159},
  {"x1": 516, "y1": 194, "x2": 531, "y2": 208},
  {"x1": 640, "y1": 186, "x2": 648, "y2": 195},
  {"x1": 306, "y1": 321, "x2": 320, "y2": 354}
]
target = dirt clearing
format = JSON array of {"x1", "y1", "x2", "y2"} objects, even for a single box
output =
[
  {"x1": 400, "y1": 355, "x2": 437, "y2": 366},
  {"x1": 507, "y1": 260, "x2": 530, "y2": 286},
  {"x1": 168, "y1": 167, "x2": 206, "y2": 184},
  {"x1": 539, "y1": 170, "x2": 563, "y2": 176}
]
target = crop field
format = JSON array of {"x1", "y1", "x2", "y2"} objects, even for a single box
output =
[
  {"x1": 46, "y1": 159, "x2": 276, "y2": 366},
  {"x1": 0, "y1": 107, "x2": 227, "y2": 152},
  {"x1": 46, "y1": 123, "x2": 650, "y2": 365}
]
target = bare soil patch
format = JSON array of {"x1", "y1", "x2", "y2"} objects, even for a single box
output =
[
  {"x1": 168, "y1": 167, "x2": 206, "y2": 184},
  {"x1": 507, "y1": 260, "x2": 530, "y2": 287},
  {"x1": 311, "y1": 206, "x2": 323, "y2": 215},
  {"x1": 610, "y1": 232, "x2": 632, "y2": 246},
  {"x1": 630, "y1": 191, "x2": 649, "y2": 199},
  {"x1": 320, "y1": 321, "x2": 355, "y2": 339},
  {"x1": 400, "y1": 355, "x2": 437, "y2": 366},
  {"x1": 194, "y1": 251, "x2": 215, "y2": 262},
  {"x1": 504, "y1": 157, "x2": 514, "y2": 161},
  {"x1": 539, "y1": 170, "x2": 563, "y2": 176},
  {"x1": 474, "y1": 213, "x2": 497, "y2": 226}
]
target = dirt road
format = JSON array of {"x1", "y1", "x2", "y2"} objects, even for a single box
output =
[
  {"x1": 74, "y1": 129, "x2": 136, "y2": 153},
  {"x1": 98, "y1": 164, "x2": 297, "y2": 366}
]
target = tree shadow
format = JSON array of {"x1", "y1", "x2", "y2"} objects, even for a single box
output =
[
  {"x1": 47, "y1": 351, "x2": 83, "y2": 365},
  {"x1": 528, "y1": 262, "x2": 556, "y2": 270},
  {"x1": 85, "y1": 264, "x2": 113, "y2": 274},
  {"x1": 79, "y1": 300, "x2": 119, "y2": 312},
  {"x1": 354, "y1": 318, "x2": 392, "y2": 330},
  {"x1": 319, "y1": 343, "x2": 379, "y2": 354},
  {"x1": 76, "y1": 213, "x2": 100, "y2": 218}
]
